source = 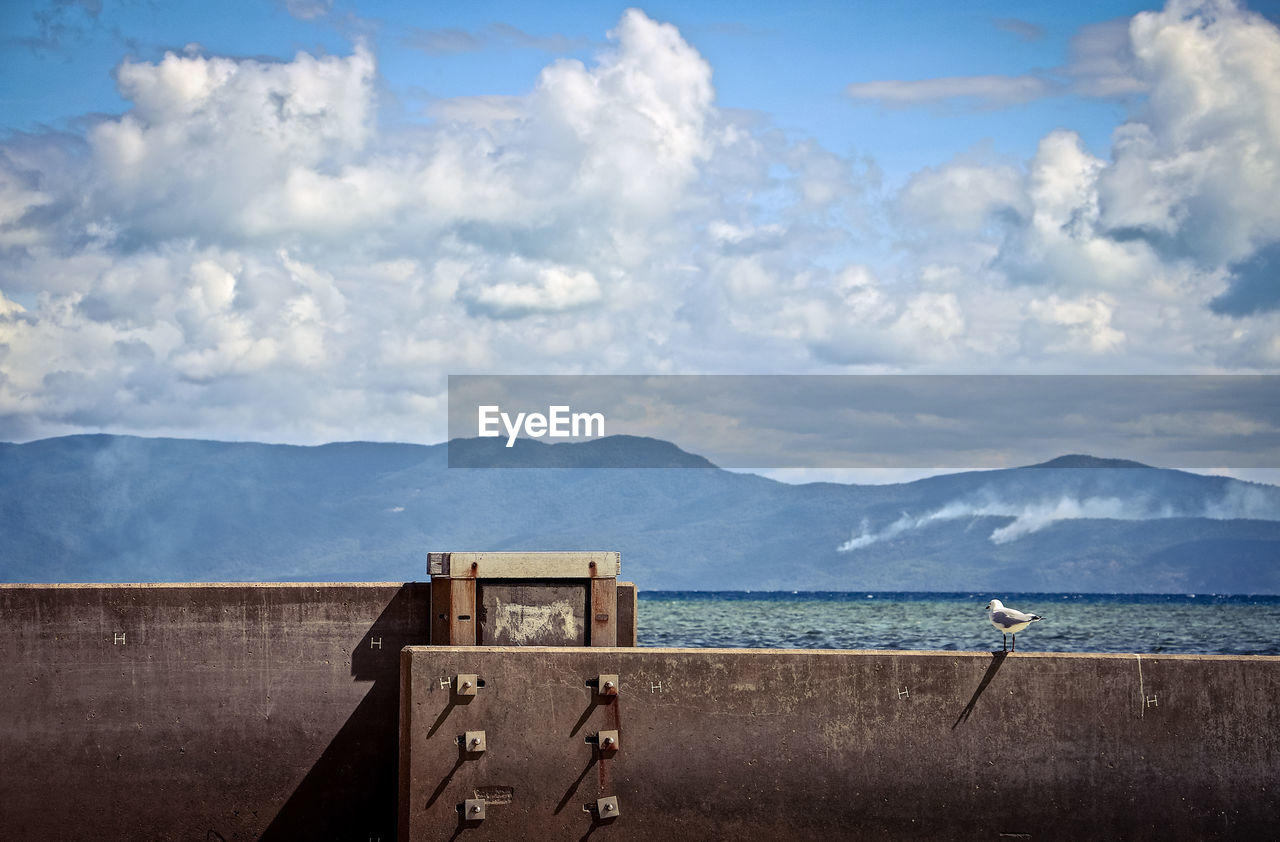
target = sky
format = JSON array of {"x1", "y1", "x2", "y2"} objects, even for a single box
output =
[{"x1": 2, "y1": 0, "x2": 1279, "y2": 463}]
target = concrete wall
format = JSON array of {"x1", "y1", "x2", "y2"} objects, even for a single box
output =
[
  {"x1": 4, "y1": 584, "x2": 1278, "y2": 840},
  {"x1": 400, "y1": 646, "x2": 1280, "y2": 841},
  {"x1": 0, "y1": 582, "x2": 430, "y2": 841},
  {"x1": 0, "y1": 580, "x2": 637, "y2": 840}
]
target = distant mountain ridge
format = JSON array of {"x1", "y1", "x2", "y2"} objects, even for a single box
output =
[
  {"x1": 446, "y1": 434, "x2": 717, "y2": 468},
  {"x1": 1031, "y1": 454, "x2": 1153, "y2": 469},
  {"x1": 1, "y1": 434, "x2": 1278, "y2": 592}
]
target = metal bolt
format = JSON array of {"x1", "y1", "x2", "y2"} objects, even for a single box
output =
[
  {"x1": 461, "y1": 681, "x2": 472, "y2": 690},
  {"x1": 603, "y1": 681, "x2": 614, "y2": 690},
  {"x1": 604, "y1": 803, "x2": 614, "y2": 812},
  {"x1": 602, "y1": 737, "x2": 615, "y2": 747},
  {"x1": 470, "y1": 805, "x2": 481, "y2": 814}
]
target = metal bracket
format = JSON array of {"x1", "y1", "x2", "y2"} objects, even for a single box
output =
[
  {"x1": 463, "y1": 730, "x2": 487, "y2": 753},
  {"x1": 463, "y1": 798, "x2": 486, "y2": 820},
  {"x1": 596, "y1": 796, "x2": 620, "y2": 819},
  {"x1": 595, "y1": 674, "x2": 619, "y2": 697},
  {"x1": 455, "y1": 674, "x2": 479, "y2": 696},
  {"x1": 596, "y1": 729, "x2": 619, "y2": 753}
]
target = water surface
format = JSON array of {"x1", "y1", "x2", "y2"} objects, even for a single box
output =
[{"x1": 637, "y1": 592, "x2": 1280, "y2": 655}]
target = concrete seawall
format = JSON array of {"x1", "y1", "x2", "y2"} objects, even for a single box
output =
[
  {"x1": 0, "y1": 582, "x2": 430, "y2": 840},
  {"x1": 3, "y1": 583, "x2": 1278, "y2": 840},
  {"x1": 402, "y1": 646, "x2": 1280, "y2": 840}
]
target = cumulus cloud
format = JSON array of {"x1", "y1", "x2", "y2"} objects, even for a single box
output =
[
  {"x1": 887, "y1": 2, "x2": 1280, "y2": 364},
  {"x1": 0, "y1": 9, "x2": 725, "y2": 442},
  {"x1": 1, "y1": 2, "x2": 1279, "y2": 445},
  {"x1": 1097, "y1": 0, "x2": 1280, "y2": 308},
  {"x1": 461, "y1": 260, "x2": 603, "y2": 318},
  {"x1": 1027, "y1": 294, "x2": 1126, "y2": 354},
  {"x1": 88, "y1": 43, "x2": 377, "y2": 240},
  {"x1": 897, "y1": 159, "x2": 1028, "y2": 234}
]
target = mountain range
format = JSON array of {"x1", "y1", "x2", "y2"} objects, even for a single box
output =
[{"x1": 1, "y1": 434, "x2": 1278, "y2": 592}]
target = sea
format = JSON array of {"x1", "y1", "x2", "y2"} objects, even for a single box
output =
[{"x1": 636, "y1": 591, "x2": 1280, "y2": 656}]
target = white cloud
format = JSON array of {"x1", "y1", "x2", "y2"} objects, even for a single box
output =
[
  {"x1": 89, "y1": 44, "x2": 376, "y2": 240},
  {"x1": 0, "y1": 11, "x2": 723, "y2": 441},
  {"x1": 464, "y1": 261, "x2": 603, "y2": 318},
  {"x1": 897, "y1": 159, "x2": 1028, "y2": 233},
  {"x1": 845, "y1": 16, "x2": 1147, "y2": 112},
  {"x1": 429, "y1": 94, "x2": 524, "y2": 125},
  {"x1": 0, "y1": 290, "x2": 24, "y2": 317},
  {"x1": 847, "y1": 74, "x2": 1057, "y2": 110},
  {"x1": 1097, "y1": 0, "x2": 1280, "y2": 274},
  {"x1": 2, "y1": 3, "x2": 1280, "y2": 445},
  {"x1": 1066, "y1": 18, "x2": 1147, "y2": 99},
  {"x1": 884, "y1": 1, "x2": 1280, "y2": 330},
  {"x1": 0, "y1": 152, "x2": 55, "y2": 248},
  {"x1": 1027, "y1": 294, "x2": 1126, "y2": 354}
]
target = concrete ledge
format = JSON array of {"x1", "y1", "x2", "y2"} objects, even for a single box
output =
[{"x1": 400, "y1": 646, "x2": 1280, "y2": 840}]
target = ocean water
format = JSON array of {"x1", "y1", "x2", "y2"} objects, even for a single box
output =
[{"x1": 637, "y1": 592, "x2": 1280, "y2": 656}]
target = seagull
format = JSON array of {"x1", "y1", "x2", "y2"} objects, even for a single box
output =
[{"x1": 985, "y1": 599, "x2": 1043, "y2": 652}]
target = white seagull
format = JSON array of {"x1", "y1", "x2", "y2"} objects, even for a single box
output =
[{"x1": 985, "y1": 599, "x2": 1043, "y2": 652}]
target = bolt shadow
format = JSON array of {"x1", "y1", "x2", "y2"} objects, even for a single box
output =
[
  {"x1": 556, "y1": 754, "x2": 598, "y2": 814},
  {"x1": 427, "y1": 755, "x2": 467, "y2": 809},
  {"x1": 428, "y1": 691, "x2": 476, "y2": 739},
  {"x1": 446, "y1": 808, "x2": 484, "y2": 842},
  {"x1": 570, "y1": 694, "x2": 614, "y2": 737},
  {"x1": 952, "y1": 651, "x2": 1008, "y2": 729},
  {"x1": 427, "y1": 734, "x2": 486, "y2": 809}
]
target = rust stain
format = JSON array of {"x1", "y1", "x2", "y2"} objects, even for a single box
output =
[{"x1": 598, "y1": 696, "x2": 621, "y2": 793}]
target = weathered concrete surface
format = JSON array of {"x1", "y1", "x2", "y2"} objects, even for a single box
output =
[
  {"x1": 0, "y1": 582, "x2": 430, "y2": 841},
  {"x1": 400, "y1": 646, "x2": 1280, "y2": 841},
  {"x1": 479, "y1": 583, "x2": 587, "y2": 645}
]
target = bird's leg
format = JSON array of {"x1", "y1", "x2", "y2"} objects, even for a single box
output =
[
  {"x1": 1002, "y1": 633, "x2": 1007, "y2": 652},
  {"x1": 1011, "y1": 634, "x2": 1016, "y2": 652}
]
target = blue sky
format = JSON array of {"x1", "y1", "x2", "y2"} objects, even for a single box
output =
[{"x1": 1, "y1": 0, "x2": 1279, "y2": 463}]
